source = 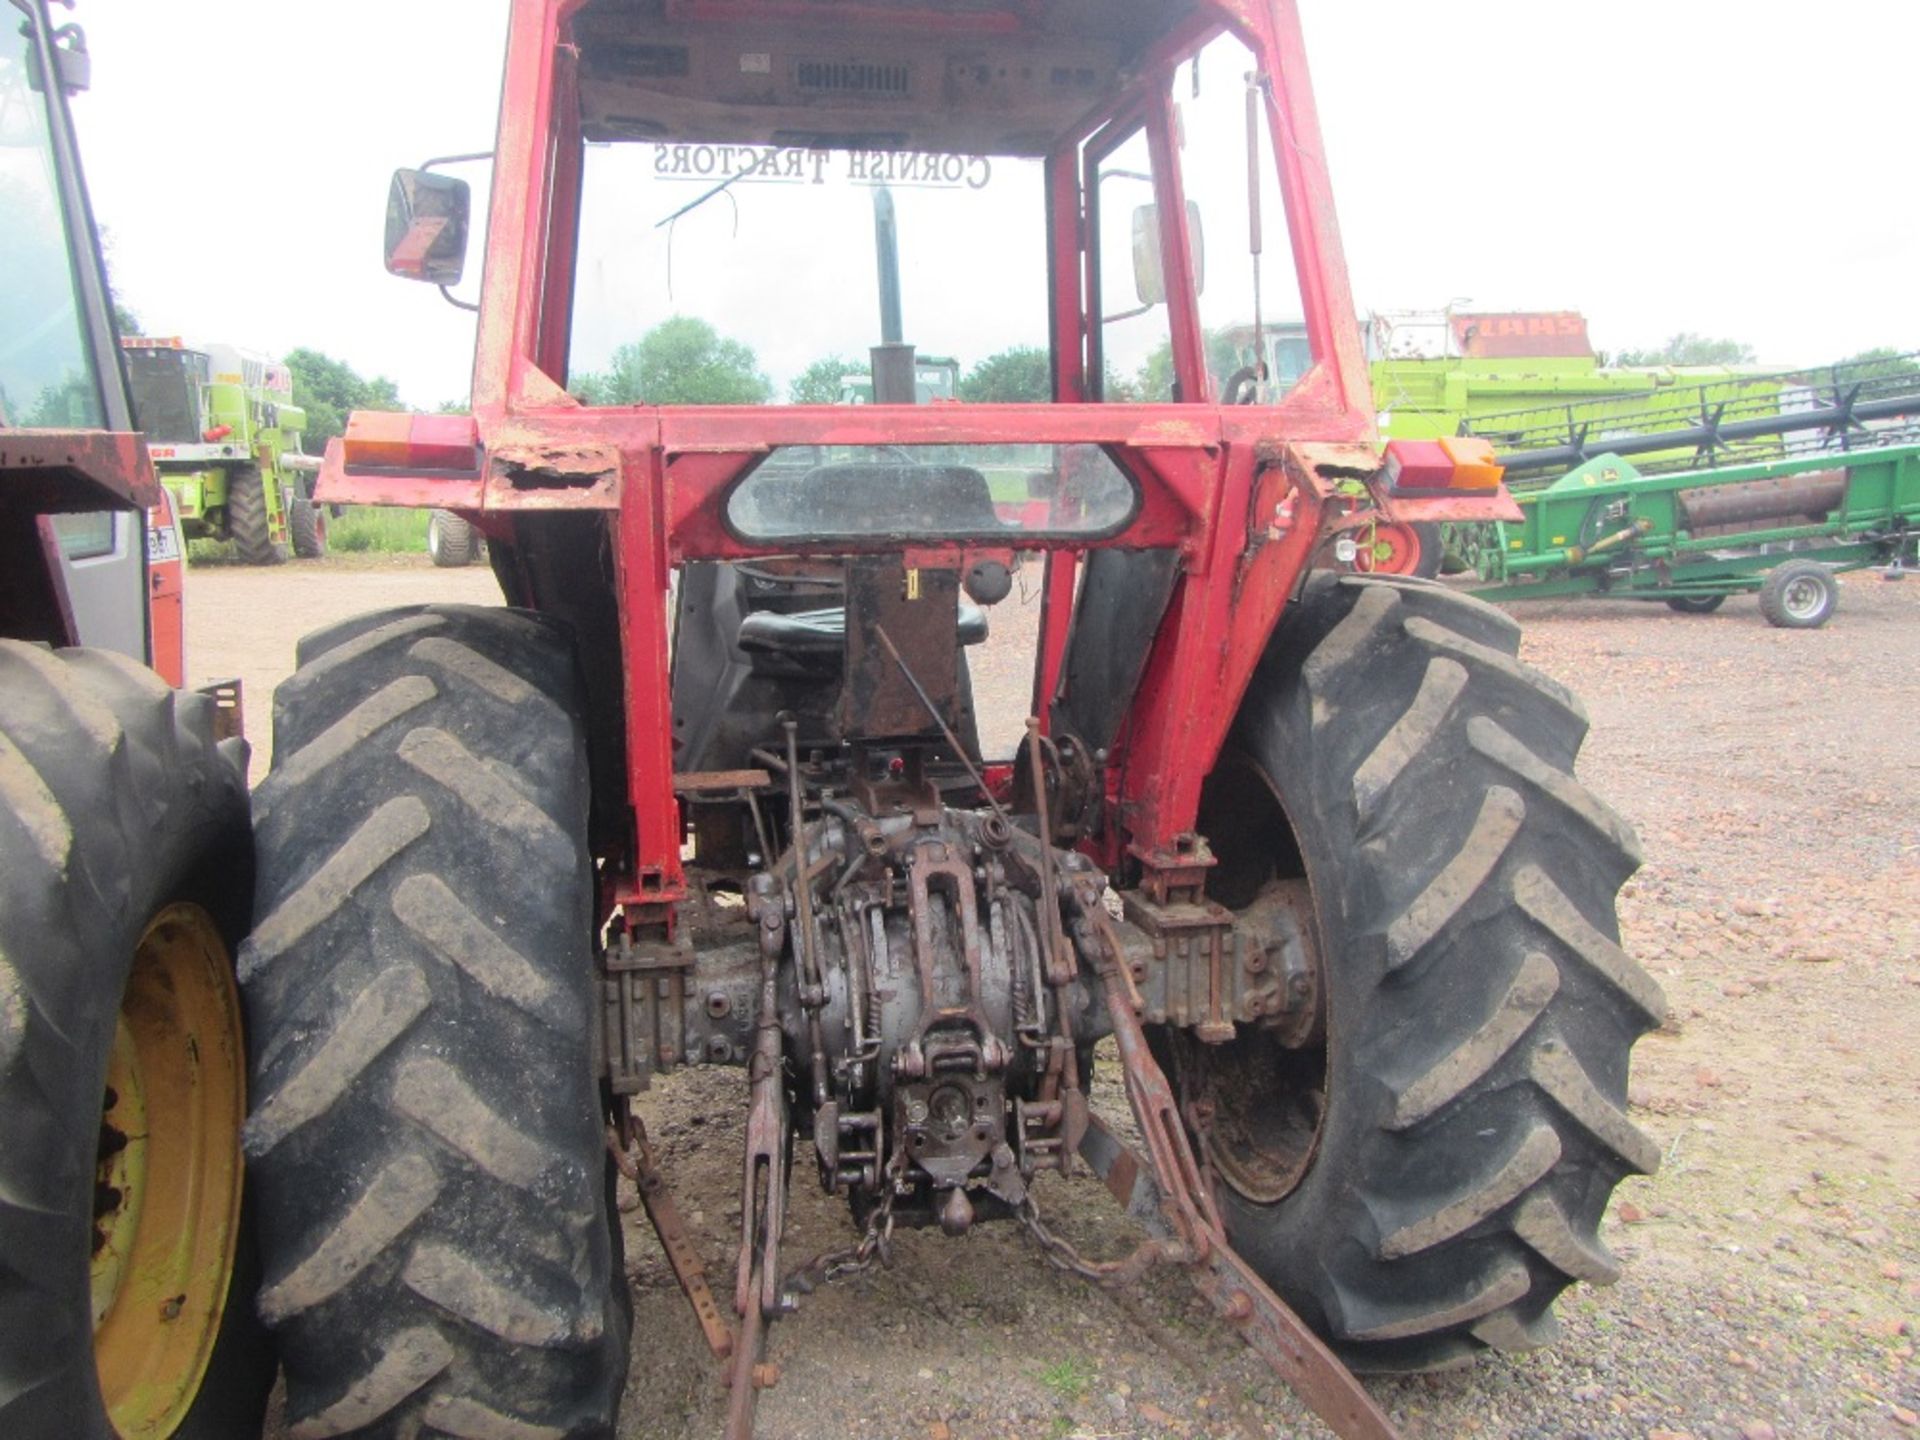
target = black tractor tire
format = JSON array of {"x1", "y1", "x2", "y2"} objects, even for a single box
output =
[
  {"x1": 1664, "y1": 594, "x2": 1725, "y2": 615},
  {"x1": 1181, "y1": 574, "x2": 1664, "y2": 1373},
  {"x1": 227, "y1": 466, "x2": 288, "y2": 566},
  {"x1": 0, "y1": 643, "x2": 271, "y2": 1438},
  {"x1": 289, "y1": 496, "x2": 329, "y2": 559},
  {"x1": 1758, "y1": 560, "x2": 1838, "y2": 629},
  {"x1": 242, "y1": 605, "x2": 629, "y2": 1439},
  {"x1": 426, "y1": 510, "x2": 478, "y2": 568},
  {"x1": 1408, "y1": 521, "x2": 1444, "y2": 580}
]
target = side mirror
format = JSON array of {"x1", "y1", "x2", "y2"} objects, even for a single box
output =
[
  {"x1": 384, "y1": 169, "x2": 471, "y2": 286},
  {"x1": 1131, "y1": 201, "x2": 1206, "y2": 308}
]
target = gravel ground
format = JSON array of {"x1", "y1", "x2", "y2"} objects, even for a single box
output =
[{"x1": 198, "y1": 556, "x2": 1918, "y2": 1440}]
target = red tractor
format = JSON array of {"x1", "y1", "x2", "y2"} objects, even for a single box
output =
[{"x1": 251, "y1": 2, "x2": 1663, "y2": 1437}]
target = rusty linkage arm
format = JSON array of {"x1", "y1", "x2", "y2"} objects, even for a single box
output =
[
  {"x1": 1064, "y1": 886, "x2": 1401, "y2": 1440},
  {"x1": 607, "y1": 1118, "x2": 733, "y2": 1362},
  {"x1": 725, "y1": 939, "x2": 791, "y2": 1440}
]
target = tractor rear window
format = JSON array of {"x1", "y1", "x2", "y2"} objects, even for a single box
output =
[
  {"x1": 726, "y1": 444, "x2": 1137, "y2": 541},
  {"x1": 568, "y1": 142, "x2": 1050, "y2": 405}
]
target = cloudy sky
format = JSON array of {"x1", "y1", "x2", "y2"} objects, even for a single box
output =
[{"x1": 70, "y1": 1, "x2": 1919, "y2": 408}]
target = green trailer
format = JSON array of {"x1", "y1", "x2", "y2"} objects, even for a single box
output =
[
  {"x1": 1468, "y1": 442, "x2": 1920, "y2": 627},
  {"x1": 122, "y1": 338, "x2": 323, "y2": 563}
]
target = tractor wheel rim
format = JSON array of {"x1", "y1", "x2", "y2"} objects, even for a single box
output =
[
  {"x1": 1784, "y1": 576, "x2": 1825, "y2": 618},
  {"x1": 92, "y1": 903, "x2": 245, "y2": 1438},
  {"x1": 1175, "y1": 851, "x2": 1329, "y2": 1206},
  {"x1": 1356, "y1": 522, "x2": 1419, "y2": 576}
]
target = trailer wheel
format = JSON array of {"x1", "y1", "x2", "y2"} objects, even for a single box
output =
[
  {"x1": 227, "y1": 465, "x2": 287, "y2": 566},
  {"x1": 1758, "y1": 560, "x2": 1837, "y2": 629},
  {"x1": 1174, "y1": 575, "x2": 1663, "y2": 1373},
  {"x1": 0, "y1": 644, "x2": 271, "y2": 1439},
  {"x1": 243, "y1": 606, "x2": 628, "y2": 1439},
  {"x1": 426, "y1": 510, "x2": 478, "y2": 568},
  {"x1": 289, "y1": 497, "x2": 329, "y2": 560},
  {"x1": 1663, "y1": 594, "x2": 1725, "y2": 614}
]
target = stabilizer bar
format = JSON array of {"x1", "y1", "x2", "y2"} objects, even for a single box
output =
[{"x1": 1072, "y1": 894, "x2": 1400, "y2": 1440}]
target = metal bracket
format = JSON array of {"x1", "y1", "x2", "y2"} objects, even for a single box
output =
[
  {"x1": 1117, "y1": 879, "x2": 1317, "y2": 1045},
  {"x1": 601, "y1": 929, "x2": 695, "y2": 1093},
  {"x1": 1121, "y1": 889, "x2": 1239, "y2": 1042}
]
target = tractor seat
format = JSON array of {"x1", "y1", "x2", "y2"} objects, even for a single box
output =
[{"x1": 737, "y1": 603, "x2": 989, "y2": 657}]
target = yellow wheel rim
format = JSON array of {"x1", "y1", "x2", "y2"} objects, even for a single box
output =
[{"x1": 91, "y1": 903, "x2": 246, "y2": 1438}]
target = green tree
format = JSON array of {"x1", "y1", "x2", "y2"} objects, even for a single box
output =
[
  {"x1": 285, "y1": 348, "x2": 404, "y2": 453},
  {"x1": 1101, "y1": 362, "x2": 1141, "y2": 403},
  {"x1": 789, "y1": 354, "x2": 862, "y2": 405},
  {"x1": 1614, "y1": 333, "x2": 1756, "y2": 367},
  {"x1": 572, "y1": 317, "x2": 772, "y2": 406},
  {"x1": 1133, "y1": 329, "x2": 1249, "y2": 402},
  {"x1": 1835, "y1": 347, "x2": 1920, "y2": 382},
  {"x1": 959, "y1": 346, "x2": 1051, "y2": 403},
  {"x1": 98, "y1": 226, "x2": 140, "y2": 337}
]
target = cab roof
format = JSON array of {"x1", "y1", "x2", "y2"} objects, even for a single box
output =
[{"x1": 572, "y1": 0, "x2": 1212, "y2": 155}]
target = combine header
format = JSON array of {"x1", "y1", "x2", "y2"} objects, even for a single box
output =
[{"x1": 1468, "y1": 349, "x2": 1920, "y2": 483}]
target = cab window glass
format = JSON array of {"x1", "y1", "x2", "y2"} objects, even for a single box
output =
[
  {"x1": 0, "y1": 22, "x2": 103, "y2": 429},
  {"x1": 1174, "y1": 29, "x2": 1309, "y2": 404},
  {"x1": 1090, "y1": 128, "x2": 1173, "y2": 402},
  {"x1": 569, "y1": 144, "x2": 1049, "y2": 405},
  {"x1": 728, "y1": 444, "x2": 1137, "y2": 541}
]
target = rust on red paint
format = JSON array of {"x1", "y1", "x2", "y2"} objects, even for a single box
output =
[{"x1": 0, "y1": 430, "x2": 159, "y2": 511}]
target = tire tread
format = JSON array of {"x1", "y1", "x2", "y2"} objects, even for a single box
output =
[
  {"x1": 1204, "y1": 577, "x2": 1662, "y2": 1371},
  {"x1": 245, "y1": 607, "x2": 625, "y2": 1439}
]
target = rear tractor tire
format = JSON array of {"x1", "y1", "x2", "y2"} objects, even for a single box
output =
[
  {"x1": 289, "y1": 497, "x2": 329, "y2": 559},
  {"x1": 227, "y1": 465, "x2": 288, "y2": 566},
  {"x1": 243, "y1": 605, "x2": 629, "y2": 1438},
  {"x1": 1175, "y1": 575, "x2": 1664, "y2": 1373},
  {"x1": 1409, "y1": 521, "x2": 1444, "y2": 580},
  {"x1": 0, "y1": 643, "x2": 271, "y2": 1438},
  {"x1": 1758, "y1": 560, "x2": 1838, "y2": 629},
  {"x1": 426, "y1": 510, "x2": 479, "y2": 568}
]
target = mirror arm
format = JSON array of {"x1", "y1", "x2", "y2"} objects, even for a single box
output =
[
  {"x1": 439, "y1": 284, "x2": 480, "y2": 314},
  {"x1": 420, "y1": 151, "x2": 495, "y2": 173}
]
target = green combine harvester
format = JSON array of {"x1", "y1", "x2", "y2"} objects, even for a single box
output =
[
  {"x1": 122, "y1": 337, "x2": 324, "y2": 563},
  {"x1": 1252, "y1": 309, "x2": 1770, "y2": 444}
]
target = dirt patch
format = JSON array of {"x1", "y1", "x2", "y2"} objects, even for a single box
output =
[
  {"x1": 184, "y1": 554, "x2": 501, "y2": 783},
  {"x1": 237, "y1": 559, "x2": 1919, "y2": 1438}
]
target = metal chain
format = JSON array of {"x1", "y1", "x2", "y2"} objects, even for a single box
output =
[
  {"x1": 781, "y1": 1180, "x2": 898, "y2": 1297},
  {"x1": 1016, "y1": 1192, "x2": 1177, "y2": 1289}
]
